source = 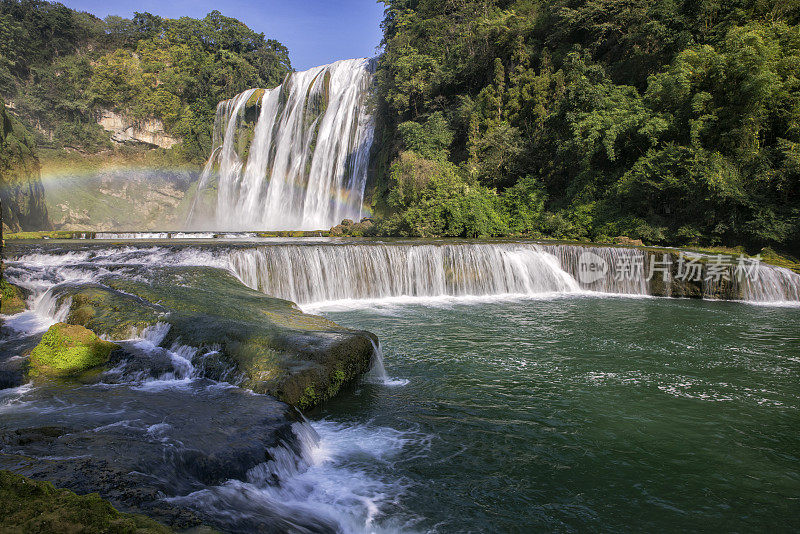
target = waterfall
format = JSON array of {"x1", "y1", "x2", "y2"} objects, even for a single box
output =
[
  {"x1": 187, "y1": 58, "x2": 376, "y2": 231},
  {"x1": 226, "y1": 242, "x2": 800, "y2": 305},
  {"x1": 741, "y1": 264, "x2": 800, "y2": 302},
  {"x1": 10, "y1": 241, "x2": 799, "y2": 311},
  {"x1": 229, "y1": 243, "x2": 582, "y2": 304}
]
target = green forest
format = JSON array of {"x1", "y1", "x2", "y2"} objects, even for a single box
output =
[
  {"x1": 373, "y1": 0, "x2": 800, "y2": 253},
  {"x1": 1, "y1": 0, "x2": 800, "y2": 253},
  {"x1": 0, "y1": 0, "x2": 291, "y2": 160}
]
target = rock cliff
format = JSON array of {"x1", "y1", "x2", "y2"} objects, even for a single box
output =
[
  {"x1": 0, "y1": 99, "x2": 50, "y2": 232},
  {"x1": 98, "y1": 111, "x2": 181, "y2": 149}
]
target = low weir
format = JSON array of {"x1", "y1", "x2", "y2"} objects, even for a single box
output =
[{"x1": 227, "y1": 242, "x2": 800, "y2": 304}]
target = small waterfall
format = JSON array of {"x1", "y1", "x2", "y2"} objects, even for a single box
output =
[
  {"x1": 540, "y1": 245, "x2": 650, "y2": 295},
  {"x1": 229, "y1": 243, "x2": 582, "y2": 304},
  {"x1": 187, "y1": 58, "x2": 376, "y2": 231},
  {"x1": 226, "y1": 242, "x2": 800, "y2": 305},
  {"x1": 367, "y1": 339, "x2": 409, "y2": 387},
  {"x1": 741, "y1": 264, "x2": 800, "y2": 302}
]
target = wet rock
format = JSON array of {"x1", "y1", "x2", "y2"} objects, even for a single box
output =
[
  {"x1": 644, "y1": 252, "x2": 744, "y2": 299},
  {"x1": 106, "y1": 345, "x2": 177, "y2": 381},
  {"x1": 52, "y1": 266, "x2": 376, "y2": 410},
  {"x1": 0, "y1": 326, "x2": 40, "y2": 389},
  {"x1": 0, "y1": 381, "x2": 303, "y2": 530},
  {"x1": 0, "y1": 356, "x2": 28, "y2": 389}
]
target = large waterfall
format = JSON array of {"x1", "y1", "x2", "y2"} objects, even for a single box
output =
[{"x1": 187, "y1": 58, "x2": 376, "y2": 230}]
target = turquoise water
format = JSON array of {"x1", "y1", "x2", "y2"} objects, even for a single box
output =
[{"x1": 317, "y1": 296, "x2": 800, "y2": 532}]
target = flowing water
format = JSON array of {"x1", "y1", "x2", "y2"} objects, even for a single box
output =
[
  {"x1": 187, "y1": 58, "x2": 376, "y2": 230},
  {"x1": 318, "y1": 296, "x2": 800, "y2": 532},
  {"x1": 226, "y1": 241, "x2": 800, "y2": 304},
  {"x1": 2, "y1": 239, "x2": 799, "y2": 532}
]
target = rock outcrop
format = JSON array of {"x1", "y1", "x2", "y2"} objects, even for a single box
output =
[
  {"x1": 45, "y1": 167, "x2": 196, "y2": 231},
  {"x1": 98, "y1": 111, "x2": 181, "y2": 149},
  {"x1": 0, "y1": 99, "x2": 50, "y2": 232},
  {"x1": 51, "y1": 265, "x2": 375, "y2": 410},
  {"x1": 329, "y1": 217, "x2": 375, "y2": 237}
]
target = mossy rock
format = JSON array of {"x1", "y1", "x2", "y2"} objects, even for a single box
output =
[
  {"x1": 0, "y1": 470, "x2": 171, "y2": 533},
  {"x1": 53, "y1": 266, "x2": 376, "y2": 410},
  {"x1": 1, "y1": 279, "x2": 26, "y2": 314},
  {"x1": 29, "y1": 323, "x2": 118, "y2": 378}
]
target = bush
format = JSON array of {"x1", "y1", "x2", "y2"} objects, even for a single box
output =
[{"x1": 381, "y1": 151, "x2": 506, "y2": 237}]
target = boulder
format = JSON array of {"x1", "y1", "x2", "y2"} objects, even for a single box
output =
[{"x1": 28, "y1": 323, "x2": 118, "y2": 378}]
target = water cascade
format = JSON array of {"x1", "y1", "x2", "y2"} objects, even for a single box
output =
[
  {"x1": 187, "y1": 58, "x2": 376, "y2": 230},
  {"x1": 229, "y1": 243, "x2": 583, "y2": 304},
  {"x1": 226, "y1": 242, "x2": 800, "y2": 305}
]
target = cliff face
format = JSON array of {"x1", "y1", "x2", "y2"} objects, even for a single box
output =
[
  {"x1": 97, "y1": 111, "x2": 181, "y2": 149},
  {"x1": 1, "y1": 99, "x2": 50, "y2": 232},
  {"x1": 45, "y1": 167, "x2": 198, "y2": 231}
]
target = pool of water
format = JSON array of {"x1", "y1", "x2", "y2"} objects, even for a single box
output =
[{"x1": 316, "y1": 295, "x2": 800, "y2": 532}]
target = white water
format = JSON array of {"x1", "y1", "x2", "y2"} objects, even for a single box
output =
[
  {"x1": 368, "y1": 340, "x2": 410, "y2": 387},
  {"x1": 229, "y1": 243, "x2": 583, "y2": 305},
  {"x1": 3, "y1": 241, "x2": 798, "y2": 533},
  {"x1": 6, "y1": 243, "x2": 799, "y2": 332},
  {"x1": 187, "y1": 58, "x2": 376, "y2": 231},
  {"x1": 227, "y1": 242, "x2": 800, "y2": 305},
  {"x1": 168, "y1": 419, "x2": 424, "y2": 533},
  {"x1": 1, "y1": 245, "x2": 423, "y2": 534}
]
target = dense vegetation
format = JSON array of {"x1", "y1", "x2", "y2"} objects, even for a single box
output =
[
  {"x1": 374, "y1": 0, "x2": 800, "y2": 253},
  {"x1": 0, "y1": 0, "x2": 291, "y2": 160}
]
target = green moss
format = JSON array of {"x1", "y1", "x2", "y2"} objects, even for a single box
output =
[
  {"x1": 29, "y1": 323, "x2": 117, "y2": 378},
  {"x1": 1, "y1": 279, "x2": 26, "y2": 314},
  {"x1": 0, "y1": 470, "x2": 171, "y2": 533},
  {"x1": 325, "y1": 368, "x2": 347, "y2": 399},
  {"x1": 246, "y1": 88, "x2": 266, "y2": 108},
  {"x1": 297, "y1": 385, "x2": 319, "y2": 411},
  {"x1": 5, "y1": 231, "x2": 76, "y2": 240},
  {"x1": 758, "y1": 247, "x2": 800, "y2": 274}
]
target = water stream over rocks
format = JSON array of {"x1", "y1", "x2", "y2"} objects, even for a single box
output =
[{"x1": 1, "y1": 237, "x2": 798, "y2": 531}]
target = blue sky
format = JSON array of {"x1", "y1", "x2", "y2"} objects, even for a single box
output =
[{"x1": 61, "y1": 0, "x2": 385, "y2": 71}]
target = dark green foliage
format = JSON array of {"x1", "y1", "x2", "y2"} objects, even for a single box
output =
[
  {"x1": 375, "y1": 0, "x2": 800, "y2": 253},
  {"x1": 382, "y1": 151, "x2": 506, "y2": 237},
  {"x1": 0, "y1": 1, "x2": 291, "y2": 161}
]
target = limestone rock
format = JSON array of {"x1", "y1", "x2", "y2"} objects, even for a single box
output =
[{"x1": 98, "y1": 110, "x2": 181, "y2": 149}]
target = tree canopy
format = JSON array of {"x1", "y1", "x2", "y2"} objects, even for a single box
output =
[
  {"x1": 0, "y1": 0, "x2": 291, "y2": 160},
  {"x1": 374, "y1": 0, "x2": 800, "y2": 253}
]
